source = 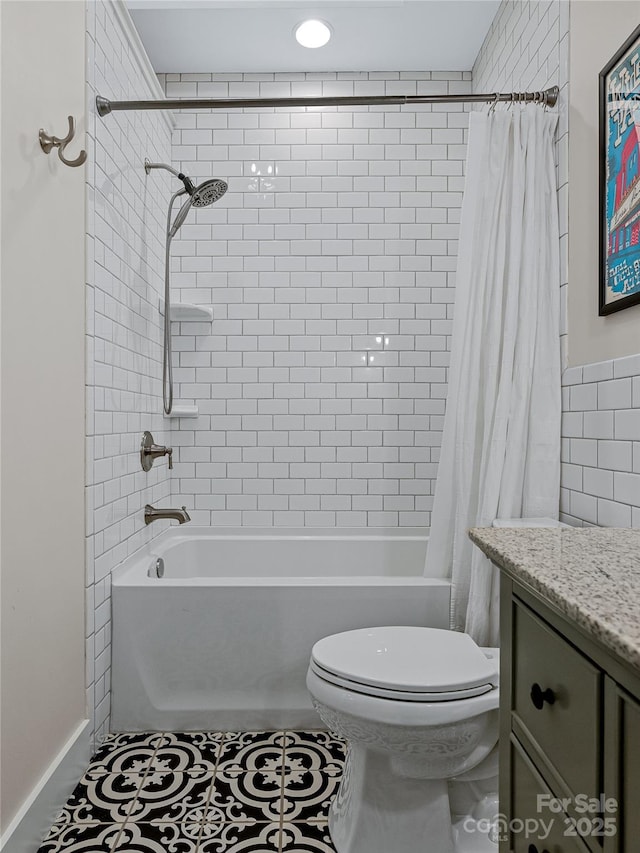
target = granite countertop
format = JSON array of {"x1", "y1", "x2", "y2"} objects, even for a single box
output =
[{"x1": 469, "y1": 526, "x2": 640, "y2": 673}]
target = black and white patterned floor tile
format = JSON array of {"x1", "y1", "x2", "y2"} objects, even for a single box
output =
[
  {"x1": 216, "y1": 731, "x2": 288, "y2": 777},
  {"x1": 147, "y1": 732, "x2": 227, "y2": 777},
  {"x1": 282, "y1": 772, "x2": 341, "y2": 823},
  {"x1": 38, "y1": 822, "x2": 122, "y2": 853},
  {"x1": 280, "y1": 822, "x2": 336, "y2": 853},
  {"x1": 88, "y1": 734, "x2": 163, "y2": 777},
  {"x1": 198, "y1": 822, "x2": 283, "y2": 853},
  {"x1": 127, "y1": 772, "x2": 216, "y2": 823},
  {"x1": 208, "y1": 772, "x2": 283, "y2": 823},
  {"x1": 53, "y1": 771, "x2": 144, "y2": 824},
  {"x1": 37, "y1": 731, "x2": 344, "y2": 853},
  {"x1": 114, "y1": 821, "x2": 203, "y2": 853}
]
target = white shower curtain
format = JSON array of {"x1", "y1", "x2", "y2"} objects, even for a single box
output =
[{"x1": 425, "y1": 105, "x2": 561, "y2": 647}]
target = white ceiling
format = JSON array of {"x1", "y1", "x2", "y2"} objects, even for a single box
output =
[{"x1": 126, "y1": 0, "x2": 501, "y2": 74}]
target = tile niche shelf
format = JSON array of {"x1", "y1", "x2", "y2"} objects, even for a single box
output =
[
  {"x1": 164, "y1": 404, "x2": 199, "y2": 419},
  {"x1": 158, "y1": 297, "x2": 213, "y2": 322}
]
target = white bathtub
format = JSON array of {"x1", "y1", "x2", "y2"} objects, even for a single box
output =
[{"x1": 111, "y1": 527, "x2": 450, "y2": 732}]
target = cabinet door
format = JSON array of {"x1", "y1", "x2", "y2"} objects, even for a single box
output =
[
  {"x1": 511, "y1": 737, "x2": 591, "y2": 853},
  {"x1": 604, "y1": 680, "x2": 640, "y2": 853},
  {"x1": 512, "y1": 599, "x2": 602, "y2": 802}
]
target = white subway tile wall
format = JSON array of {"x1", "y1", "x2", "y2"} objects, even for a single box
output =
[
  {"x1": 84, "y1": 0, "x2": 587, "y2": 744},
  {"x1": 86, "y1": 0, "x2": 173, "y2": 743},
  {"x1": 473, "y1": 0, "x2": 569, "y2": 353},
  {"x1": 561, "y1": 358, "x2": 640, "y2": 528},
  {"x1": 160, "y1": 71, "x2": 472, "y2": 528}
]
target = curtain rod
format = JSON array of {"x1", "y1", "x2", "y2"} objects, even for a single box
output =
[{"x1": 96, "y1": 86, "x2": 558, "y2": 117}]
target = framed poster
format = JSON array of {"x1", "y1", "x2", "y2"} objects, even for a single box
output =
[{"x1": 599, "y1": 24, "x2": 640, "y2": 315}]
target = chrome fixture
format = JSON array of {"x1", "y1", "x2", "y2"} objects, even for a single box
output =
[
  {"x1": 144, "y1": 504, "x2": 191, "y2": 525},
  {"x1": 39, "y1": 115, "x2": 87, "y2": 167},
  {"x1": 140, "y1": 430, "x2": 173, "y2": 471},
  {"x1": 144, "y1": 159, "x2": 228, "y2": 415},
  {"x1": 148, "y1": 557, "x2": 165, "y2": 578},
  {"x1": 96, "y1": 86, "x2": 559, "y2": 117}
]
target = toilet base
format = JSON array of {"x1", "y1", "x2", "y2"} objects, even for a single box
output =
[
  {"x1": 452, "y1": 809, "x2": 499, "y2": 853},
  {"x1": 328, "y1": 743, "x2": 457, "y2": 853}
]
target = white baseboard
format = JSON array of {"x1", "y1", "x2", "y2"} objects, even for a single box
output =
[{"x1": 1, "y1": 719, "x2": 91, "y2": 853}]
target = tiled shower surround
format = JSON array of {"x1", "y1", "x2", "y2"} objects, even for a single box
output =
[
  {"x1": 160, "y1": 71, "x2": 472, "y2": 528},
  {"x1": 86, "y1": 0, "x2": 173, "y2": 743},
  {"x1": 85, "y1": 0, "x2": 594, "y2": 754}
]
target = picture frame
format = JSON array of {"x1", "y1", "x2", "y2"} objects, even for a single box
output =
[{"x1": 599, "y1": 23, "x2": 640, "y2": 315}]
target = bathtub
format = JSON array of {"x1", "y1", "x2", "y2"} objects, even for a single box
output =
[{"x1": 111, "y1": 527, "x2": 450, "y2": 732}]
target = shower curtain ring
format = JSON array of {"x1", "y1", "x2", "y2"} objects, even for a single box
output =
[{"x1": 489, "y1": 93, "x2": 499, "y2": 113}]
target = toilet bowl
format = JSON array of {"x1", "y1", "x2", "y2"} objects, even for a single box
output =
[{"x1": 306, "y1": 626, "x2": 500, "y2": 853}]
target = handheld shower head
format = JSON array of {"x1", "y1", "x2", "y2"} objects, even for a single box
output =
[
  {"x1": 145, "y1": 157, "x2": 230, "y2": 415},
  {"x1": 168, "y1": 178, "x2": 228, "y2": 238},
  {"x1": 192, "y1": 178, "x2": 228, "y2": 207},
  {"x1": 144, "y1": 160, "x2": 227, "y2": 213}
]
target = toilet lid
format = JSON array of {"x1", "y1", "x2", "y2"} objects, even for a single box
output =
[{"x1": 311, "y1": 626, "x2": 499, "y2": 701}]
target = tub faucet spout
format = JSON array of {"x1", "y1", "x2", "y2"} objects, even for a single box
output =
[{"x1": 144, "y1": 504, "x2": 191, "y2": 525}]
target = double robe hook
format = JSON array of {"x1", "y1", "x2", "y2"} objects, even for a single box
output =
[{"x1": 39, "y1": 115, "x2": 87, "y2": 168}]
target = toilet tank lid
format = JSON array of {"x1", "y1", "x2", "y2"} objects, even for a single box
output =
[
  {"x1": 311, "y1": 626, "x2": 499, "y2": 695},
  {"x1": 492, "y1": 517, "x2": 569, "y2": 528}
]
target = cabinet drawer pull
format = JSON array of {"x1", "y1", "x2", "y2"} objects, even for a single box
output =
[{"x1": 530, "y1": 682, "x2": 556, "y2": 710}]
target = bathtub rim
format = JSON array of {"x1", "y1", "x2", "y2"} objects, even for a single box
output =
[{"x1": 111, "y1": 525, "x2": 444, "y2": 588}]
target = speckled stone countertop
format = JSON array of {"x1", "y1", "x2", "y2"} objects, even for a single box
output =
[{"x1": 469, "y1": 526, "x2": 640, "y2": 673}]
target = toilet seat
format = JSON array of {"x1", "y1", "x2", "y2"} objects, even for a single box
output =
[{"x1": 310, "y1": 626, "x2": 499, "y2": 702}]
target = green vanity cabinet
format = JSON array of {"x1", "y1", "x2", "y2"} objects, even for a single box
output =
[
  {"x1": 603, "y1": 683, "x2": 640, "y2": 853},
  {"x1": 510, "y1": 739, "x2": 594, "y2": 853},
  {"x1": 500, "y1": 575, "x2": 640, "y2": 853}
]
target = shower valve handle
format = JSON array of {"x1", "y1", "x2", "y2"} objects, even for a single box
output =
[{"x1": 141, "y1": 431, "x2": 173, "y2": 471}]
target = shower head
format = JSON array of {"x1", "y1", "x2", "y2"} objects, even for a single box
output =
[
  {"x1": 145, "y1": 160, "x2": 228, "y2": 231},
  {"x1": 192, "y1": 178, "x2": 228, "y2": 207},
  {"x1": 145, "y1": 160, "x2": 227, "y2": 203},
  {"x1": 169, "y1": 178, "x2": 228, "y2": 238}
]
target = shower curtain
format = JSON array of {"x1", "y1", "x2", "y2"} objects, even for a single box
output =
[{"x1": 425, "y1": 105, "x2": 560, "y2": 647}]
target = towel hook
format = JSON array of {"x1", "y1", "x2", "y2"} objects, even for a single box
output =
[{"x1": 39, "y1": 115, "x2": 87, "y2": 168}]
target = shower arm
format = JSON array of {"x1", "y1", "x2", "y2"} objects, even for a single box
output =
[
  {"x1": 145, "y1": 159, "x2": 197, "y2": 197},
  {"x1": 148, "y1": 161, "x2": 182, "y2": 181}
]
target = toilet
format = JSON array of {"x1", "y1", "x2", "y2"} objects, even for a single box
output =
[
  {"x1": 306, "y1": 626, "x2": 500, "y2": 853},
  {"x1": 307, "y1": 517, "x2": 567, "y2": 853}
]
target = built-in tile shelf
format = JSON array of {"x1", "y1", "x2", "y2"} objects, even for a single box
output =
[
  {"x1": 158, "y1": 298, "x2": 213, "y2": 322},
  {"x1": 164, "y1": 404, "x2": 199, "y2": 419}
]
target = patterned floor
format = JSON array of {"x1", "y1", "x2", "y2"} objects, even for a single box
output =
[{"x1": 38, "y1": 731, "x2": 346, "y2": 853}]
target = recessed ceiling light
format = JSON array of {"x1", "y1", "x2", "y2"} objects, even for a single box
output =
[{"x1": 294, "y1": 19, "x2": 332, "y2": 49}]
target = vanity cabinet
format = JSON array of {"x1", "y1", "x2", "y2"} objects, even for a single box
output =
[{"x1": 500, "y1": 575, "x2": 640, "y2": 853}]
